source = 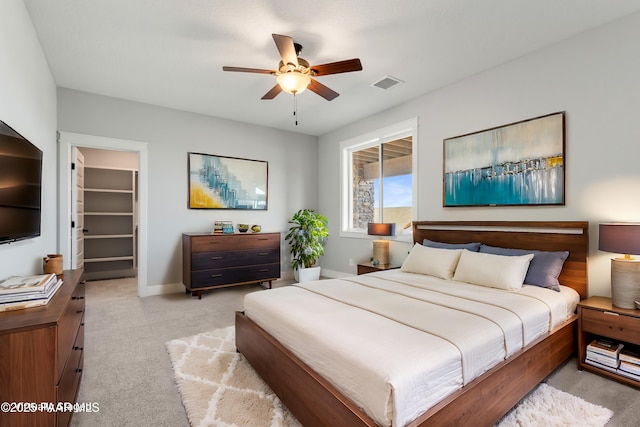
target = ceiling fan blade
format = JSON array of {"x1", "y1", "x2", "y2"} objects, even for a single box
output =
[
  {"x1": 310, "y1": 58, "x2": 362, "y2": 76},
  {"x1": 222, "y1": 66, "x2": 275, "y2": 74},
  {"x1": 308, "y1": 78, "x2": 339, "y2": 101},
  {"x1": 261, "y1": 84, "x2": 283, "y2": 100},
  {"x1": 272, "y1": 34, "x2": 299, "y2": 68}
]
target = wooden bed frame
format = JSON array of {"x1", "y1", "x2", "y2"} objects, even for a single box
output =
[{"x1": 236, "y1": 221, "x2": 589, "y2": 426}]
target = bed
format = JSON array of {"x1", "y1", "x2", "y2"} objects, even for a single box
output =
[{"x1": 235, "y1": 221, "x2": 589, "y2": 426}]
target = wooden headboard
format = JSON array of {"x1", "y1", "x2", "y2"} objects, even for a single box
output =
[{"x1": 412, "y1": 221, "x2": 589, "y2": 300}]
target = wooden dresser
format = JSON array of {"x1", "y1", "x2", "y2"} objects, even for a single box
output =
[
  {"x1": 0, "y1": 269, "x2": 85, "y2": 427},
  {"x1": 182, "y1": 232, "x2": 281, "y2": 298}
]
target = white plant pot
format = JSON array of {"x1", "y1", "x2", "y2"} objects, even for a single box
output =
[{"x1": 294, "y1": 266, "x2": 321, "y2": 283}]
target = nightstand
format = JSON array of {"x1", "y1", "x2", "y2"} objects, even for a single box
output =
[
  {"x1": 577, "y1": 296, "x2": 640, "y2": 387},
  {"x1": 357, "y1": 262, "x2": 400, "y2": 275}
]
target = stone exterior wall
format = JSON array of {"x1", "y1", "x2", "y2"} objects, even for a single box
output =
[{"x1": 353, "y1": 163, "x2": 374, "y2": 228}]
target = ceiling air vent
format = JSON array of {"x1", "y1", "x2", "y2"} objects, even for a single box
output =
[{"x1": 371, "y1": 75, "x2": 404, "y2": 90}]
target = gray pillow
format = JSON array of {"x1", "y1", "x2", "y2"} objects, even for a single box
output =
[
  {"x1": 478, "y1": 244, "x2": 569, "y2": 291},
  {"x1": 423, "y1": 238, "x2": 481, "y2": 252}
]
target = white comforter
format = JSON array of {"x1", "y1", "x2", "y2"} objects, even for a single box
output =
[{"x1": 243, "y1": 270, "x2": 579, "y2": 427}]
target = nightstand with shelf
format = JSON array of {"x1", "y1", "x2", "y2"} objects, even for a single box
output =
[
  {"x1": 577, "y1": 296, "x2": 640, "y2": 387},
  {"x1": 357, "y1": 262, "x2": 400, "y2": 275}
]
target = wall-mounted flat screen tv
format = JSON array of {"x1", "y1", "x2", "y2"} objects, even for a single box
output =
[{"x1": 0, "y1": 119, "x2": 43, "y2": 244}]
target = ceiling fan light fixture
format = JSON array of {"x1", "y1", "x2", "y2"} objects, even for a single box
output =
[{"x1": 276, "y1": 71, "x2": 311, "y2": 95}]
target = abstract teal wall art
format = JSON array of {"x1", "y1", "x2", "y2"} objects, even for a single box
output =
[
  {"x1": 443, "y1": 112, "x2": 565, "y2": 207},
  {"x1": 188, "y1": 152, "x2": 268, "y2": 210}
]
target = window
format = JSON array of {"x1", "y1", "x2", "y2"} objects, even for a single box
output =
[{"x1": 340, "y1": 118, "x2": 418, "y2": 238}]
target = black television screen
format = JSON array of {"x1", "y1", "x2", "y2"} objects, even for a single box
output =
[{"x1": 0, "y1": 119, "x2": 43, "y2": 244}]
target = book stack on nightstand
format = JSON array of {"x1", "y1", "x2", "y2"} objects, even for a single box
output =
[
  {"x1": 585, "y1": 339, "x2": 623, "y2": 373},
  {"x1": 618, "y1": 346, "x2": 640, "y2": 381}
]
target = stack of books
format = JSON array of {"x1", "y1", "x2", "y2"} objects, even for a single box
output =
[
  {"x1": 0, "y1": 273, "x2": 63, "y2": 312},
  {"x1": 585, "y1": 338, "x2": 623, "y2": 372},
  {"x1": 618, "y1": 346, "x2": 640, "y2": 381}
]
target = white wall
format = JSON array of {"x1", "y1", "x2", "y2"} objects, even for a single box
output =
[
  {"x1": 0, "y1": 0, "x2": 57, "y2": 279},
  {"x1": 319, "y1": 12, "x2": 640, "y2": 297},
  {"x1": 57, "y1": 89, "x2": 318, "y2": 291}
]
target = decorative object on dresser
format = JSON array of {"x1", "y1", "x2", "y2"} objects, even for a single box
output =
[
  {"x1": 188, "y1": 152, "x2": 268, "y2": 210},
  {"x1": 43, "y1": 253, "x2": 64, "y2": 275},
  {"x1": 367, "y1": 222, "x2": 395, "y2": 265},
  {"x1": 182, "y1": 232, "x2": 280, "y2": 299},
  {"x1": 578, "y1": 296, "x2": 640, "y2": 387},
  {"x1": 285, "y1": 209, "x2": 328, "y2": 282},
  {"x1": 0, "y1": 269, "x2": 85, "y2": 427},
  {"x1": 598, "y1": 223, "x2": 640, "y2": 308}
]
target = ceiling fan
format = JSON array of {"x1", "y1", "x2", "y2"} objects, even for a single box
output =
[{"x1": 223, "y1": 34, "x2": 362, "y2": 101}]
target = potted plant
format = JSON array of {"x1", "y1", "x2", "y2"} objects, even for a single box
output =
[{"x1": 285, "y1": 209, "x2": 329, "y2": 282}]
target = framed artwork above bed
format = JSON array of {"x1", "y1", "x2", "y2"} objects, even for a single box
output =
[
  {"x1": 443, "y1": 112, "x2": 565, "y2": 207},
  {"x1": 188, "y1": 152, "x2": 268, "y2": 210}
]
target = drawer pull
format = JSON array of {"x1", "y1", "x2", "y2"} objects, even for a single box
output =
[
  {"x1": 76, "y1": 310, "x2": 84, "y2": 314},
  {"x1": 74, "y1": 346, "x2": 84, "y2": 351},
  {"x1": 603, "y1": 311, "x2": 620, "y2": 316},
  {"x1": 210, "y1": 256, "x2": 223, "y2": 260},
  {"x1": 81, "y1": 322, "x2": 85, "y2": 326},
  {"x1": 210, "y1": 274, "x2": 223, "y2": 278},
  {"x1": 259, "y1": 269, "x2": 270, "y2": 272},
  {"x1": 72, "y1": 296, "x2": 85, "y2": 300},
  {"x1": 76, "y1": 368, "x2": 83, "y2": 373}
]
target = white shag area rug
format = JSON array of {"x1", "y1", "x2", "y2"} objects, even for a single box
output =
[{"x1": 166, "y1": 327, "x2": 613, "y2": 427}]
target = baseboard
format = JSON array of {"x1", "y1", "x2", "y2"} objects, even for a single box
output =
[{"x1": 140, "y1": 282, "x2": 185, "y2": 297}]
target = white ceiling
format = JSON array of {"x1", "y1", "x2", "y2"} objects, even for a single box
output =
[{"x1": 24, "y1": 0, "x2": 640, "y2": 136}]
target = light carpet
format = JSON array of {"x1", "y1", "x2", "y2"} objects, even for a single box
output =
[{"x1": 166, "y1": 327, "x2": 613, "y2": 427}]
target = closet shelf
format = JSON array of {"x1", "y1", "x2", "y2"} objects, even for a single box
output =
[
  {"x1": 84, "y1": 256, "x2": 134, "y2": 263},
  {"x1": 84, "y1": 188, "x2": 134, "y2": 194},
  {"x1": 84, "y1": 234, "x2": 134, "y2": 239},
  {"x1": 84, "y1": 212, "x2": 134, "y2": 216}
]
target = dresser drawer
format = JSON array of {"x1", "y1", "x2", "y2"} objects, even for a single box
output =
[
  {"x1": 581, "y1": 307, "x2": 640, "y2": 345},
  {"x1": 57, "y1": 281, "x2": 85, "y2": 381},
  {"x1": 190, "y1": 263, "x2": 280, "y2": 288},
  {"x1": 56, "y1": 348, "x2": 83, "y2": 427},
  {"x1": 191, "y1": 233, "x2": 279, "y2": 252},
  {"x1": 192, "y1": 248, "x2": 280, "y2": 270}
]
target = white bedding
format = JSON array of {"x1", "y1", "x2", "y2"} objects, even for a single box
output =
[{"x1": 243, "y1": 269, "x2": 579, "y2": 427}]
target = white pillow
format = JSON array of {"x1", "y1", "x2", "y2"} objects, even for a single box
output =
[
  {"x1": 401, "y1": 243, "x2": 462, "y2": 280},
  {"x1": 453, "y1": 249, "x2": 534, "y2": 290}
]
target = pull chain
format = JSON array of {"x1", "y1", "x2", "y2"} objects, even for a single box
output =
[{"x1": 293, "y1": 93, "x2": 298, "y2": 126}]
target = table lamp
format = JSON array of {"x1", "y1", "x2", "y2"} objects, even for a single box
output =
[
  {"x1": 367, "y1": 223, "x2": 396, "y2": 265},
  {"x1": 598, "y1": 223, "x2": 640, "y2": 309}
]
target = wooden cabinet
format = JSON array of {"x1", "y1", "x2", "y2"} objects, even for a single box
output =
[
  {"x1": 183, "y1": 232, "x2": 281, "y2": 298},
  {"x1": 357, "y1": 261, "x2": 400, "y2": 275},
  {"x1": 577, "y1": 296, "x2": 640, "y2": 387},
  {"x1": 0, "y1": 269, "x2": 85, "y2": 427},
  {"x1": 83, "y1": 166, "x2": 136, "y2": 280}
]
